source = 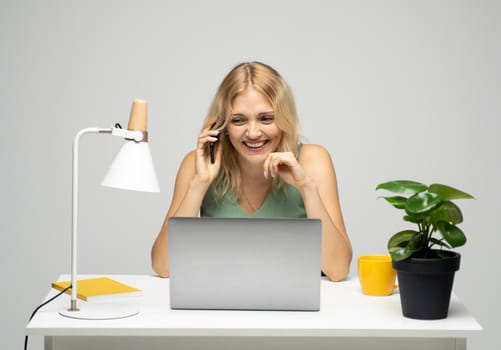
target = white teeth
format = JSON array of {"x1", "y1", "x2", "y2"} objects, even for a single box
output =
[{"x1": 245, "y1": 141, "x2": 265, "y2": 148}]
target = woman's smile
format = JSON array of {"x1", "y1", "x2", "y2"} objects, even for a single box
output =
[{"x1": 243, "y1": 140, "x2": 269, "y2": 151}]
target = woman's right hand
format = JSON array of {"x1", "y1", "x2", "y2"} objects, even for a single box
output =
[{"x1": 194, "y1": 127, "x2": 222, "y2": 184}]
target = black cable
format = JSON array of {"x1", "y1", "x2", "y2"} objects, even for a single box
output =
[{"x1": 24, "y1": 285, "x2": 72, "y2": 350}]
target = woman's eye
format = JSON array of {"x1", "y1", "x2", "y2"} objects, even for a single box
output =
[
  {"x1": 231, "y1": 117, "x2": 245, "y2": 125},
  {"x1": 260, "y1": 115, "x2": 274, "y2": 123}
]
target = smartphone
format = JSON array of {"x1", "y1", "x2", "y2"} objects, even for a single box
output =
[
  {"x1": 209, "y1": 122, "x2": 219, "y2": 164},
  {"x1": 209, "y1": 139, "x2": 217, "y2": 164}
]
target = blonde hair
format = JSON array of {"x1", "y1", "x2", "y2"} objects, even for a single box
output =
[{"x1": 203, "y1": 61, "x2": 300, "y2": 201}]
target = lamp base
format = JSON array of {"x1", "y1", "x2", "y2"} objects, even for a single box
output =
[{"x1": 59, "y1": 302, "x2": 139, "y2": 320}]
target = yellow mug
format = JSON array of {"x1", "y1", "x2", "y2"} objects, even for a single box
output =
[{"x1": 358, "y1": 255, "x2": 397, "y2": 296}]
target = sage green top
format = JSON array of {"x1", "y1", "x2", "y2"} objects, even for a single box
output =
[
  {"x1": 201, "y1": 144, "x2": 306, "y2": 218},
  {"x1": 200, "y1": 183, "x2": 306, "y2": 218}
]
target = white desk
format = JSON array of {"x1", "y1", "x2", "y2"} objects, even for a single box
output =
[{"x1": 26, "y1": 274, "x2": 482, "y2": 350}]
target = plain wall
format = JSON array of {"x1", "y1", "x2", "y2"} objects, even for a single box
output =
[{"x1": 2, "y1": 1, "x2": 499, "y2": 349}]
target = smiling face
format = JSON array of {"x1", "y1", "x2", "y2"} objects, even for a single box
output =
[{"x1": 227, "y1": 88, "x2": 283, "y2": 167}]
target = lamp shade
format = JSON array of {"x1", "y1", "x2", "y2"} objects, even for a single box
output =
[
  {"x1": 101, "y1": 98, "x2": 159, "y2": 193},
  {"x1": 101, "y1": 140, "x2": 160, "y2": 192}
]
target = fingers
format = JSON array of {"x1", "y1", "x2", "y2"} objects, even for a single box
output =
[
  {"x1": 263, "y1": 152, "x2": 295, "y2": 179},
  {"x1": 195, "y1": 127, "x2": 221, "y2": 178},
  {"x1": 197, "y1": 128, "x2": 220, "y2": 158},
  {"x1": 198, "y1": 128, "x2": 219, "y2": 149}
]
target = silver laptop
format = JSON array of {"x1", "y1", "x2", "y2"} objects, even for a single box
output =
[{"x1": 168, "y1": 217, "x2": 322, "y2": 311}]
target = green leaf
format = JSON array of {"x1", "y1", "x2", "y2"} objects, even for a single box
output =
[
  {"x1": 380, "y1": 196, "x2": 407, "y2": 209},
  {"x1": 389, "y1": 246, "x2": 413, "y2": 261},
  {"x1": 376, "y1": 180, "x2": 427, "y2": 195},
  {"x1": 441, "y1": 201, "x2": 463, "y2": 224},
  {"x1": 405, "y1": 192, "x2": 444, "y2": 215},
  {"x1": 388, "y1": 230, "x2": 426, "y2": 261},
  {"x1": 428, "y1": 201, "x2": 463, "y2": 225},
  {"x1": 429, "y1": 183, "x2": 474, "y2": 200},
  {"x1": 387, "y1": 230, "x2": 418, "y2": 250},
  {"x1": 428, "y1": 206, "x2": 450, "y2": 223},
  {"x1": 436, "y1": 221, "x2": 467, "y2": 248},
  {"x1": 403, "y1": 214, "x2": 421, "y2": 224},
  {"x1": 408, "y1": 231, "x2": 427, "y2": 251}
]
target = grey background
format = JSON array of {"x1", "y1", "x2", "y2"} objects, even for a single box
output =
[{"x1": 2, "y1": 0, "x2": 499, "y2": 349}]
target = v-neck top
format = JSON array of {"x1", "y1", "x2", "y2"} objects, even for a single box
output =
[
  {"x1": 200, "y1": 182, "x2": 306, "y2": 218},
  {"x1": 200, "y1": 144, "x2": 306, "y2": 218}
]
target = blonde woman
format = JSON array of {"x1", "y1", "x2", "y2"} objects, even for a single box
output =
[{"x1": 152, "y1": 61, "x2": 352, "y2": 281}]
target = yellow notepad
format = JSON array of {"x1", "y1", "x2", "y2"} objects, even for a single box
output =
[{"x1": 52, "y1": 277, "x2": 142, "y2": 302}]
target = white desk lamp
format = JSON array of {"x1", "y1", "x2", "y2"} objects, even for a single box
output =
[{"x1": 59, "y1": 99, "x2": 159, "y2": 320}]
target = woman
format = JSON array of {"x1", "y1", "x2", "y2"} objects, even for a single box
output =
[{"x1": 151, "y1": 61, "x2": 352, "y2": 281}]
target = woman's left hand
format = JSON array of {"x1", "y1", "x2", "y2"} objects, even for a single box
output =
[{"x1": 263, "y1": 152, "x2": 307, "y2": 188}]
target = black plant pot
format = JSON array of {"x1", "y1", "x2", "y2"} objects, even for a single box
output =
[{"x1": 392, "y1": 251, "x2": 460, "y2": 320}]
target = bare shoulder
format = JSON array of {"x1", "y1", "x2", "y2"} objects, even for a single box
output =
[
  {"x1": 176, "y1": 150, "x2": 197, "y2": 177},
  {"x1": 299, "y1": 144, "x2": 333, "y2": 164},
  {"x1": 182, "y1": 149, "x2": 197, "y2": 163},
  {"x1": 299, "y1": 144, "x2": 337, "y2": 179}
]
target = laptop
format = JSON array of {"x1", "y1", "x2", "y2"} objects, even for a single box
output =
[{"x1": 168, "y1": 217, "x2": 322, "y2": 311}]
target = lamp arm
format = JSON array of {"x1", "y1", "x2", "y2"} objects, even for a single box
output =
[
  {"x1": 69, "y1": 126, "x2": 143, "y2": 311},
  {"x1": 110, "y1": 127, "x2": 145, "y2": 142},
  {"x1": 70, "y1": 128, "x2": 108, "y2": 310}
]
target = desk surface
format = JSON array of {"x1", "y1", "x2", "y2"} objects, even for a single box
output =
[{"x1": 26, "y1": 274, "x2": 482, "y2": 338}]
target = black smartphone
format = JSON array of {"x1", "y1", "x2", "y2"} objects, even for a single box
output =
[
  {"x1": 209, "y1": 139, "x2": 217, "y2": 164},
  {"x1": 209, "y1": 122, "x2": 219, "y2": 164}
]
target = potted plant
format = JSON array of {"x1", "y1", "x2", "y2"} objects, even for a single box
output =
[{"x1": 376, "y1": 180, "x2": 474, "y2": 319}]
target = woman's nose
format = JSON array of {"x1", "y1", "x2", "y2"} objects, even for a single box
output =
[{"x1": 246, "y1": 122, "x2": 262, "y2": 138}]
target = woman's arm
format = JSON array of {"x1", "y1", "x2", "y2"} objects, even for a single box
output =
[
  {"x1": 299, "y1": 144, "x2": 352, "y2": 281},
  {"x1": 151, "y1": 128, "x2": 223, "y2": 277},
  {"x1": 264, "y1": 144, "x2": 352, "y2": 281},
  {"x1": 151, "y1": 151, "x2": 203, "y2": 277}
]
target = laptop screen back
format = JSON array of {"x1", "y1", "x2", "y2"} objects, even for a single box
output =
[{"x1": 168, "y1": 217, "x2": 322, "y2": 311}]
